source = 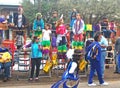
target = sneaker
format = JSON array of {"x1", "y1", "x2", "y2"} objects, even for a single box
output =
[
  {"x1": 28, "y1": 78, "x2": 33, "y2": 81},
  {"x1": 100, "y1": 82, "x2": 109, "y2": 86},
  {"x1": 34, "y1": 77, "x2": 39, "y2": 81},
  {"x1": 88, "y1": 83, "x2": 97, "y2": 86}
]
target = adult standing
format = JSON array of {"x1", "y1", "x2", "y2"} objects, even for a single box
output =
[
  {"x1": 49, "y1": 11, "x2": 59, "y2": 34},
  {"x1": 109, "y1": 20, "x2": 116, "y2": 43},
  {"x1": 0, "y1": 37, "x2": 12, "y2": 82},
  {"x1": 99, "y1": 32, "x2": 108, "y2": 78},
  {"x1": 114, "y1": 37, "x2": 120, "y2": 74},
  {"x1": 69, "y1": 9, "x2": 77, "y2": 43},
  {"x1": 14, "y1": 6, "x2": 26, "y2": 49},
  {"x1": 100, "y1": 18, "x2": 111, "y2": 38},
  {"x1": 0, "y1": 14, "x2": 7, "y2": 39},
  {"x1": 87, "y1": 32, "x2": 108, "y2": 86},
  {"x1": 14, "y1": 6, "x2": 26, "y2": 35},
  {"x1": 70, "y1": 8, "x2": 77, "y2": 28}
]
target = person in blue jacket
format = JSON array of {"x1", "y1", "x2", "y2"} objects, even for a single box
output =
[
  {"x1": 33, "y1": 13, "x2": 44, "y2": 30},
  {"x1": 87, "y1": 32, "x2": 108, "y2": 86},
  {"x1": 27, "y1": 36, "x2": 42, "y2": 81},
  {"x1": 51, "y1": 49, "x2": 81, "y2": 88},
  {"x1": 32, "y1": 13, "x2": 44, "y2": 38}
]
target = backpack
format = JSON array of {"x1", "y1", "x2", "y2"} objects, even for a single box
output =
[
  {"x1": 85, "y1": 38, "x2": 94, "y2": 61},
  {"x1": 85, "y1": 38, "x2": 94, "y2": 51},
  {"x1": 87, "y1": 44, "x2": 98, "y2": 60}
]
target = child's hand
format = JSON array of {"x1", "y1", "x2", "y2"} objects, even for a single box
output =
[
  {"x1": 39, "y1": 45, "x2": 43, "y2": 50},
  {"x1": 93, "y1": 55, "x2": 96, "y2": 59}
]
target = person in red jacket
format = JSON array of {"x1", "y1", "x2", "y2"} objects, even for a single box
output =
[
  {"x1": 56, "y1": 18, "x2": 67, "y2": 47},
  {"x1": 66, "y1": 24, "x2": 71, "y2": 49},
  {"x1": 56, "y1": 17, "x2": 67, "y2": 59}
]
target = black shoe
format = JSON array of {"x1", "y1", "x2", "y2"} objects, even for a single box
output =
[
  {"x1": 114, "y1": 71, "x2": 118, "y2": 73},
  {"x1": 3, "y1": 77, "x2": 8, "y2": 82},
  {"x1": 114, "y1": 72, "x2": 120, "y2": 74}
]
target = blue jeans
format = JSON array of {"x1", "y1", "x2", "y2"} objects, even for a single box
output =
[
  {"x1": 0, "y1": 62, "x2": 11, "y2": 78},
  {"x1": 115, "y1": 53, "x2": 120, "y2": 73},
  {"x1": 88, "y1": 59, "x2": 104, "y2": 84},
  {"x1": 102, "y1": 29, "x2": 112, "y2": 38},
  {"x1": 100, "y1": 51, "x2": 106, "y2": 77}
]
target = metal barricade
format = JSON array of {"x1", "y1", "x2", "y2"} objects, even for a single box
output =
[{"x1": 16, "y1": 50, "x2": 30, "y2": 80}]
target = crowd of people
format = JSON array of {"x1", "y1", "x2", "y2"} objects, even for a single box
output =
[{"x1": 0, "y1": 7, "x2": 120, "y2": 87}]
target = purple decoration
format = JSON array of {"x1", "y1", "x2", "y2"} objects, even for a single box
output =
[
  {"x1": 62, "y1": 54, "x2": 66, "y2": 59},
  {"x1": 0, "y1": 18, "x2": 5, "y2": 23},
  {"x1": 42, "y1": 49, "x2": 49, "y2": 54},
  {"x1": 58, "y1": 53, "x2": 66, "y2": 59},
  {"x1": 58, "y1": 54, "x2": 62, "y2": 59},
  {"x1": 58, "y1": 52, "x2": 66, "y2": 55},
  {"x1": 93, "y1": 24, "x2": 100, "y2": 31},
  {"x1": 52, "y1": 35, "x2": 57, "y2": 47}
]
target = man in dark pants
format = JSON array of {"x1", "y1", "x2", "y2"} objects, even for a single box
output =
[
  {"x1": 114, "y1": 37, "x2": 120, "y2": 74},
  {"x1": 14, "y1": 6, "x2": 26, "y2": 35},
  {"x1": 14, "y1": 6, "x2": 26, "y2": 49}
]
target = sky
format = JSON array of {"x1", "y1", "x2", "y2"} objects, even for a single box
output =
[{"x1": 0, "y1": 0, "x2": 22, "y2": 5}]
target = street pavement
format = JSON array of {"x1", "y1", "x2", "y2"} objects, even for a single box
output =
[{"x1": 1, "y1": 80, "x2": 120, "y2": 88}]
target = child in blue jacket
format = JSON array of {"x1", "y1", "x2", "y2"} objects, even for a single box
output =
[{"x1": 27, "y1": 36, "x2": 42, "y2": 81}]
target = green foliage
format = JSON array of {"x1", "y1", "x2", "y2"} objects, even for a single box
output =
[
  {"x1": 22, "y1": 0, "x2": 120, "y2": 24},
  {"x1": 22, "y1": 0, "x2": 37, "y2": 24}
]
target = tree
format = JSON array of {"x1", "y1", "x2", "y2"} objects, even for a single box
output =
[{"x1": 22, "y1": 0, "x2": 120, "y2": 25}]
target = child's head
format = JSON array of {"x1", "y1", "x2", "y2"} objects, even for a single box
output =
[
  {"x1": 36, "y1": 13, "x2": 42, "y2": 20},
  {"x1": 56, "y1": 19, "x2": 64, "y2": 27},
  {"x1": 45, "y1": 23, "x2": 51, "y2": 30},
  {"x1": 32, "y1": 36, "x2": 40, "y2": 43},
  {"x1": 18, "y1": 6, "x2": 24, "y2": 15},
  {"x1": 76, "y1": 13, "x2": 81, "y2": 20},
  {"x1": 72, "y1": 49, "x2": 82, "y2": 62},
  {"x1": 66, "y1": 23, "x2": 70, "y2": 30},
  {"x1": 72, "y1": 54, "x2": 81, "y2": 62},
  {"x1": 52, "y1": 11, "x2": 58, "y2": 17}
]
